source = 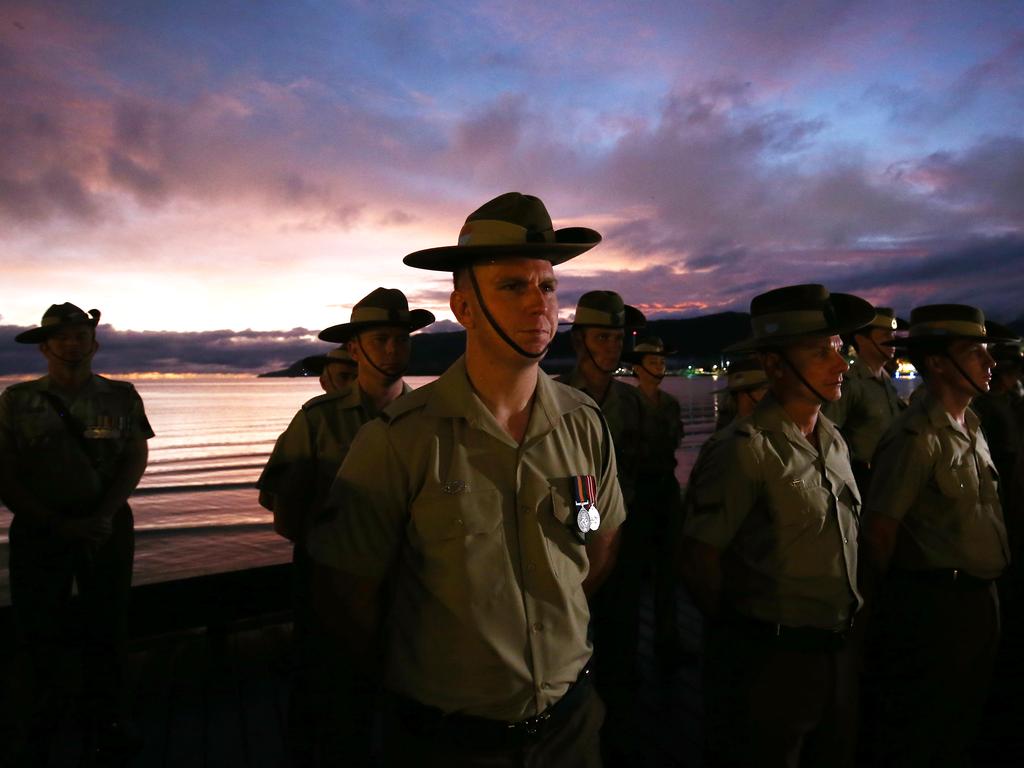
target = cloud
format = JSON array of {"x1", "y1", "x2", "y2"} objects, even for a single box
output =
[{"x1": 0, "y1": 326, "x2": 322, "y2": 375}]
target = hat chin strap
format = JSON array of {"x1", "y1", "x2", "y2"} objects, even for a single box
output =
[
  {"x1": 943, "y1": 350, "x2": 987, "y2": 396},
  {"x1": 356, "y1": 335, "x2": 407, "y2": 381},
  {"x1": 638, "y1": 362, "x2": 665, "y2": 381},
  {"x1": 467, "y1": 266, "x2": 549, "y2": 360},
  {"x1": 581, "y1": 339, "x2": 620, "y2": 376},
  {"x1": 778, "y1": 351, "x2": 830, "y2": 404}
]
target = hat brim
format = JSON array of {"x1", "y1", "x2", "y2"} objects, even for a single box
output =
[
  {"x1": 726, "y1": 293, "x2": 875, "y2": 353},
  {"x1": 403, "y1": 227, "x2": 601, "y2": 272},
  {"x1": 623, "y1": 347, "x2": 677, "y2": 363},
  {"x1": 318, "y1": 309, "x2": 435, "y2": 343},
  {"x1": 15, "y1": 318, "x2": 100, "y2": 344},
  {"x1": 560, "y1": 304, "x2": 647, "y2": 330},
  {"x1": 301, "y1": 354, "x2": 358, "y2": 375},
  {"x1": 889, "y1": 332, "x2": 1020, "y2": 350}
]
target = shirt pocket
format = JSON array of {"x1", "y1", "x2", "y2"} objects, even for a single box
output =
[
  {"x1": 409, "y1": 488, "x2": 508, "y2": 603},
  {"x1": 540, "y1": 483, "x2": 590, "y2": 583},
  {"x1": 934, "y1": 459, "x2": 978, "y2": 500},
  {"x1": 766, "y1": 479, "x2": 829, "y2": 531}
]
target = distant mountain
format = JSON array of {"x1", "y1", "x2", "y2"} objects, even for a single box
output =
[{"x1": 260, "y1": 311, "x2": 754, "y2": 377}]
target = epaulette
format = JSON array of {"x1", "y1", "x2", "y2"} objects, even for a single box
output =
[
  {"x1": 300, "y1": 390, "x2": 347, "y2": 411},
  {"x1": 5, "y1": 379, "x2": 38, "y2": 394},
  {"x1": 379, "y1": 385, "x2": 431, "y2": 424},
  {"x1": 549, "y1": 378, "x2": 598, "y2": 412},
  {"x1": 96, "y1": 376, "x2": 136, "y2": 391}
]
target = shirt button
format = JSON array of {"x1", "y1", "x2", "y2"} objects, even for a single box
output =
[
  {"x1": 843, "y1": 537, "x2": 849, "y2": 544},
  {"x1": 540, "y1": 682, "x2": 552, "y2": 690},
  {"x1": 532, "y1": 622, "x2": 544, "y2": 632}
]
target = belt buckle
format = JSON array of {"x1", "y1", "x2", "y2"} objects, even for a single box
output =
[{"x1": 521, "y1": 711, "x2": 550, "y2": 738}]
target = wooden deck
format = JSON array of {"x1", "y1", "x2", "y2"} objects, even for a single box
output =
[{"x1": 3, "y1": 570, "x2": 1023, "y2": 766}]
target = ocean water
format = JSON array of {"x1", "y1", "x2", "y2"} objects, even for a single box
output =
[{"x1": 0, "y1": 371, "x2": 920, "y2": 600}]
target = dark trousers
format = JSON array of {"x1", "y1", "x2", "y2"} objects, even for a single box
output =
[
  {"x1": 286, "y1": 544, "x2": 370, "y2": 767},
  {"x1": 380, "y1": 683, "x2": 604, "y2": 768},
  {"x1": 875, "y1": 578, "x2": 1000, "y2": 768},
  {"x1": 702, "y1": 620, "x2": 859, "y2": 768},
  {"x1": 7, "y1": 506, "x2": 134, "y2": 740}
]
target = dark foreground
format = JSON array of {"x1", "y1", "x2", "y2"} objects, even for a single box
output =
[{"x1": 2, "y1": 565, "x2": 1022, "y2": 767}]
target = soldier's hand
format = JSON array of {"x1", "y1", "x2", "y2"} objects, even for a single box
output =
[{"x1": 55, "y1": 514, "x2": 113, "y2": 544}]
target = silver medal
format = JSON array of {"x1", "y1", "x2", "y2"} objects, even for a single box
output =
[
  {"x1": 577, "y1": 507, "x2": 592, "y2": 534},
  {"x1": 588, "y1": 504, "x2": 600, "y2": 531}
]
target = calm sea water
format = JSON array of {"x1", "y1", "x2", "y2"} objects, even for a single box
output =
[{"x1": 0, "y1": 372, "x2": 920, "y2": 598}]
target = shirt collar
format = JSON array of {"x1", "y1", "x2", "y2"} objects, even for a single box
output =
[
  {"x1": 921, "y1": 387, "x2": 978, "y2": 439},
  {"x1": 427, "y1": 356, "x2": 583, "y2": 446},
  {"x1": 752, "y1": 391, "x2": 840, "y2": 456}
]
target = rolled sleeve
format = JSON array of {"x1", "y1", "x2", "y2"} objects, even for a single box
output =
[
  {"x1": 257, "y1": 410, "x2": 316, "y2": 511},
  {"x1": 682, "y1": 434, "x2": 760, "y2": 549},
  {"x1": 307, "y1": 420, "x2": 409, "y2": 582}
]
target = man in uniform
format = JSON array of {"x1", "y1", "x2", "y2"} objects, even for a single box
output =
[
  {"x1": 0, "y1": 303, "x2": 153, "y2": 765},
  {"x1": 624, "y1": 336, "x2": 687, "y2": 662},
  {"x1": 302, "y1": 346, "x2": 359, "y2": 394},
  {"x1": 712, "y1": 357, "x2": 769, "y2": 430},
  {"x1": 309, "y1": 192, "x2": 625, "y2": 767},
  {"x1": 680, "y1": 284, "x2": 871, "y2": 768},
  {"x1": 258, "y1": 288, "x2": 433, "y2": 765},
  {"x1": 558, "y1": 291, "x2": 646, "y2": 763},
  {"x1": 821, "y1": 306, "x2": 905, "y2": 494},
  {"x1": 860, "y1": 305, "x2": 1013, "y2": 768}
]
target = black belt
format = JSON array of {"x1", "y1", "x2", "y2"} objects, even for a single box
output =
[
  {"x1": 724, "y1": 612, "x2": 851, "y2": 652},
  {"x1": 889, "y1": 568, "x2": 996, "y2": 590},
  {"x1": 394, "y1": 666, "x2": 592, "y2": 747}
]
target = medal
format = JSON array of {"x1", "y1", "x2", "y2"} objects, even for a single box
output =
[
  {"x1": 577, "y1": 507, "x2": 593, "y2": 535},
  {"x1": 571, "y1": 474, "x2": 600, "y2": 538}
]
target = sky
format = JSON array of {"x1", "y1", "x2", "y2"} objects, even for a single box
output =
[{"x1": 2, "y1": 1, "x2": 1023, "y2": 372}]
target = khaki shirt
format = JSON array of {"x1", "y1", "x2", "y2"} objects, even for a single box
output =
[
  {"x1": 561, "y1": 368, "x2": 644, "y2": 505},
  {"x1": 822, "y1": 357, "x2": 902, "y2": 466},
  {"x1": 0, "y1": 375, "x2": 153, "y2": 512},
  {"x1": 257, "y1": 383, "x2": 410, "y2": 541},
  {"x1": 866, "y1": 389, "x2": 1009, "y2": 579},
  {"x1": 638, "y1": 389, "x2": 683, "y2": 475},
  {"x1": 309, "y1": 357, "x2": 626, "y2": 720},
  {"x1": 682, "y1": 393, "x2": 862, "y2": 628}
]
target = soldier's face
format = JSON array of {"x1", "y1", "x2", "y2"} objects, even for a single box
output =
[
  {"x1": 320, "y1": 361, "x2": 357, "y2": 393},
  {"x1": 581, "y1": 328, "x2": 625, "y2": 372},
  {"x1": 459, "y1": 258, "x2": 559, "y2": 359},
  {"x1": 942, "y1": 339, "x2": 995, "y2": 396},
  {"x1": 636, "y1": 353, "x2": 665, "y2": 380},
  {"x1": 40, "y1": 326, "x2": 96, "y2": 369},
  {"x1": 777, "y1": 334, "x2": 849, "y2": 403},
  {"x1": 352, "y1": 326, "x2": 411, "y2": 380},
  {"x1": 866, "y1": 327, "x2": 896, "y2": 359}
]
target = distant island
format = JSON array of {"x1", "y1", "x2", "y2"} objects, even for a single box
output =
[{"x1": 259, "y1": 311, "x2": 755, "y2": 377}]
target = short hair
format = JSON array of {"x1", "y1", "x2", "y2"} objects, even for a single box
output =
[
  {"x1": 906, "y1": 341, "x2": 949, "y2": 382},
  {"x1": 453, "y1": 267, "x2": 470, "y2": 291}
]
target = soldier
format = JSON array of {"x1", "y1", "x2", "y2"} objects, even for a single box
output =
[
  {"x1": 821, "y1": 306, "x2": 906, "y2": 494},
  {"x1": 680, "y1": 284, "x2": 872, "y2": 768},
  {"x1": 0, "y1": 303, "x2": 153, "y2": 765},
  {"x1": 308, "y1": 192, "x2": 625, "y2": 766},
  {"x1": 560, "y1": 291, "x2": 646, "y2": 508},
  {"x1": 558, "y1": 291, "x2": 645, "y2": 763},
  {"x1": 258, "y1": 288, "x2": 433, "y2": 766},
  {"x1": 623, "y1": 336, "x2": 687, "y2": 662},
  {"x1": 302, "y1": 346, "x2": 359, "y2": 394},
  {"x1": 860, "y1": 305, "x2": 1014, "y2": 768},
  {"x1": 969, "y1": 323, "x2": 1023, "y2": 505},
  {"x1": 712, "y1": 356, "x2": 769, "y2": 430}
]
